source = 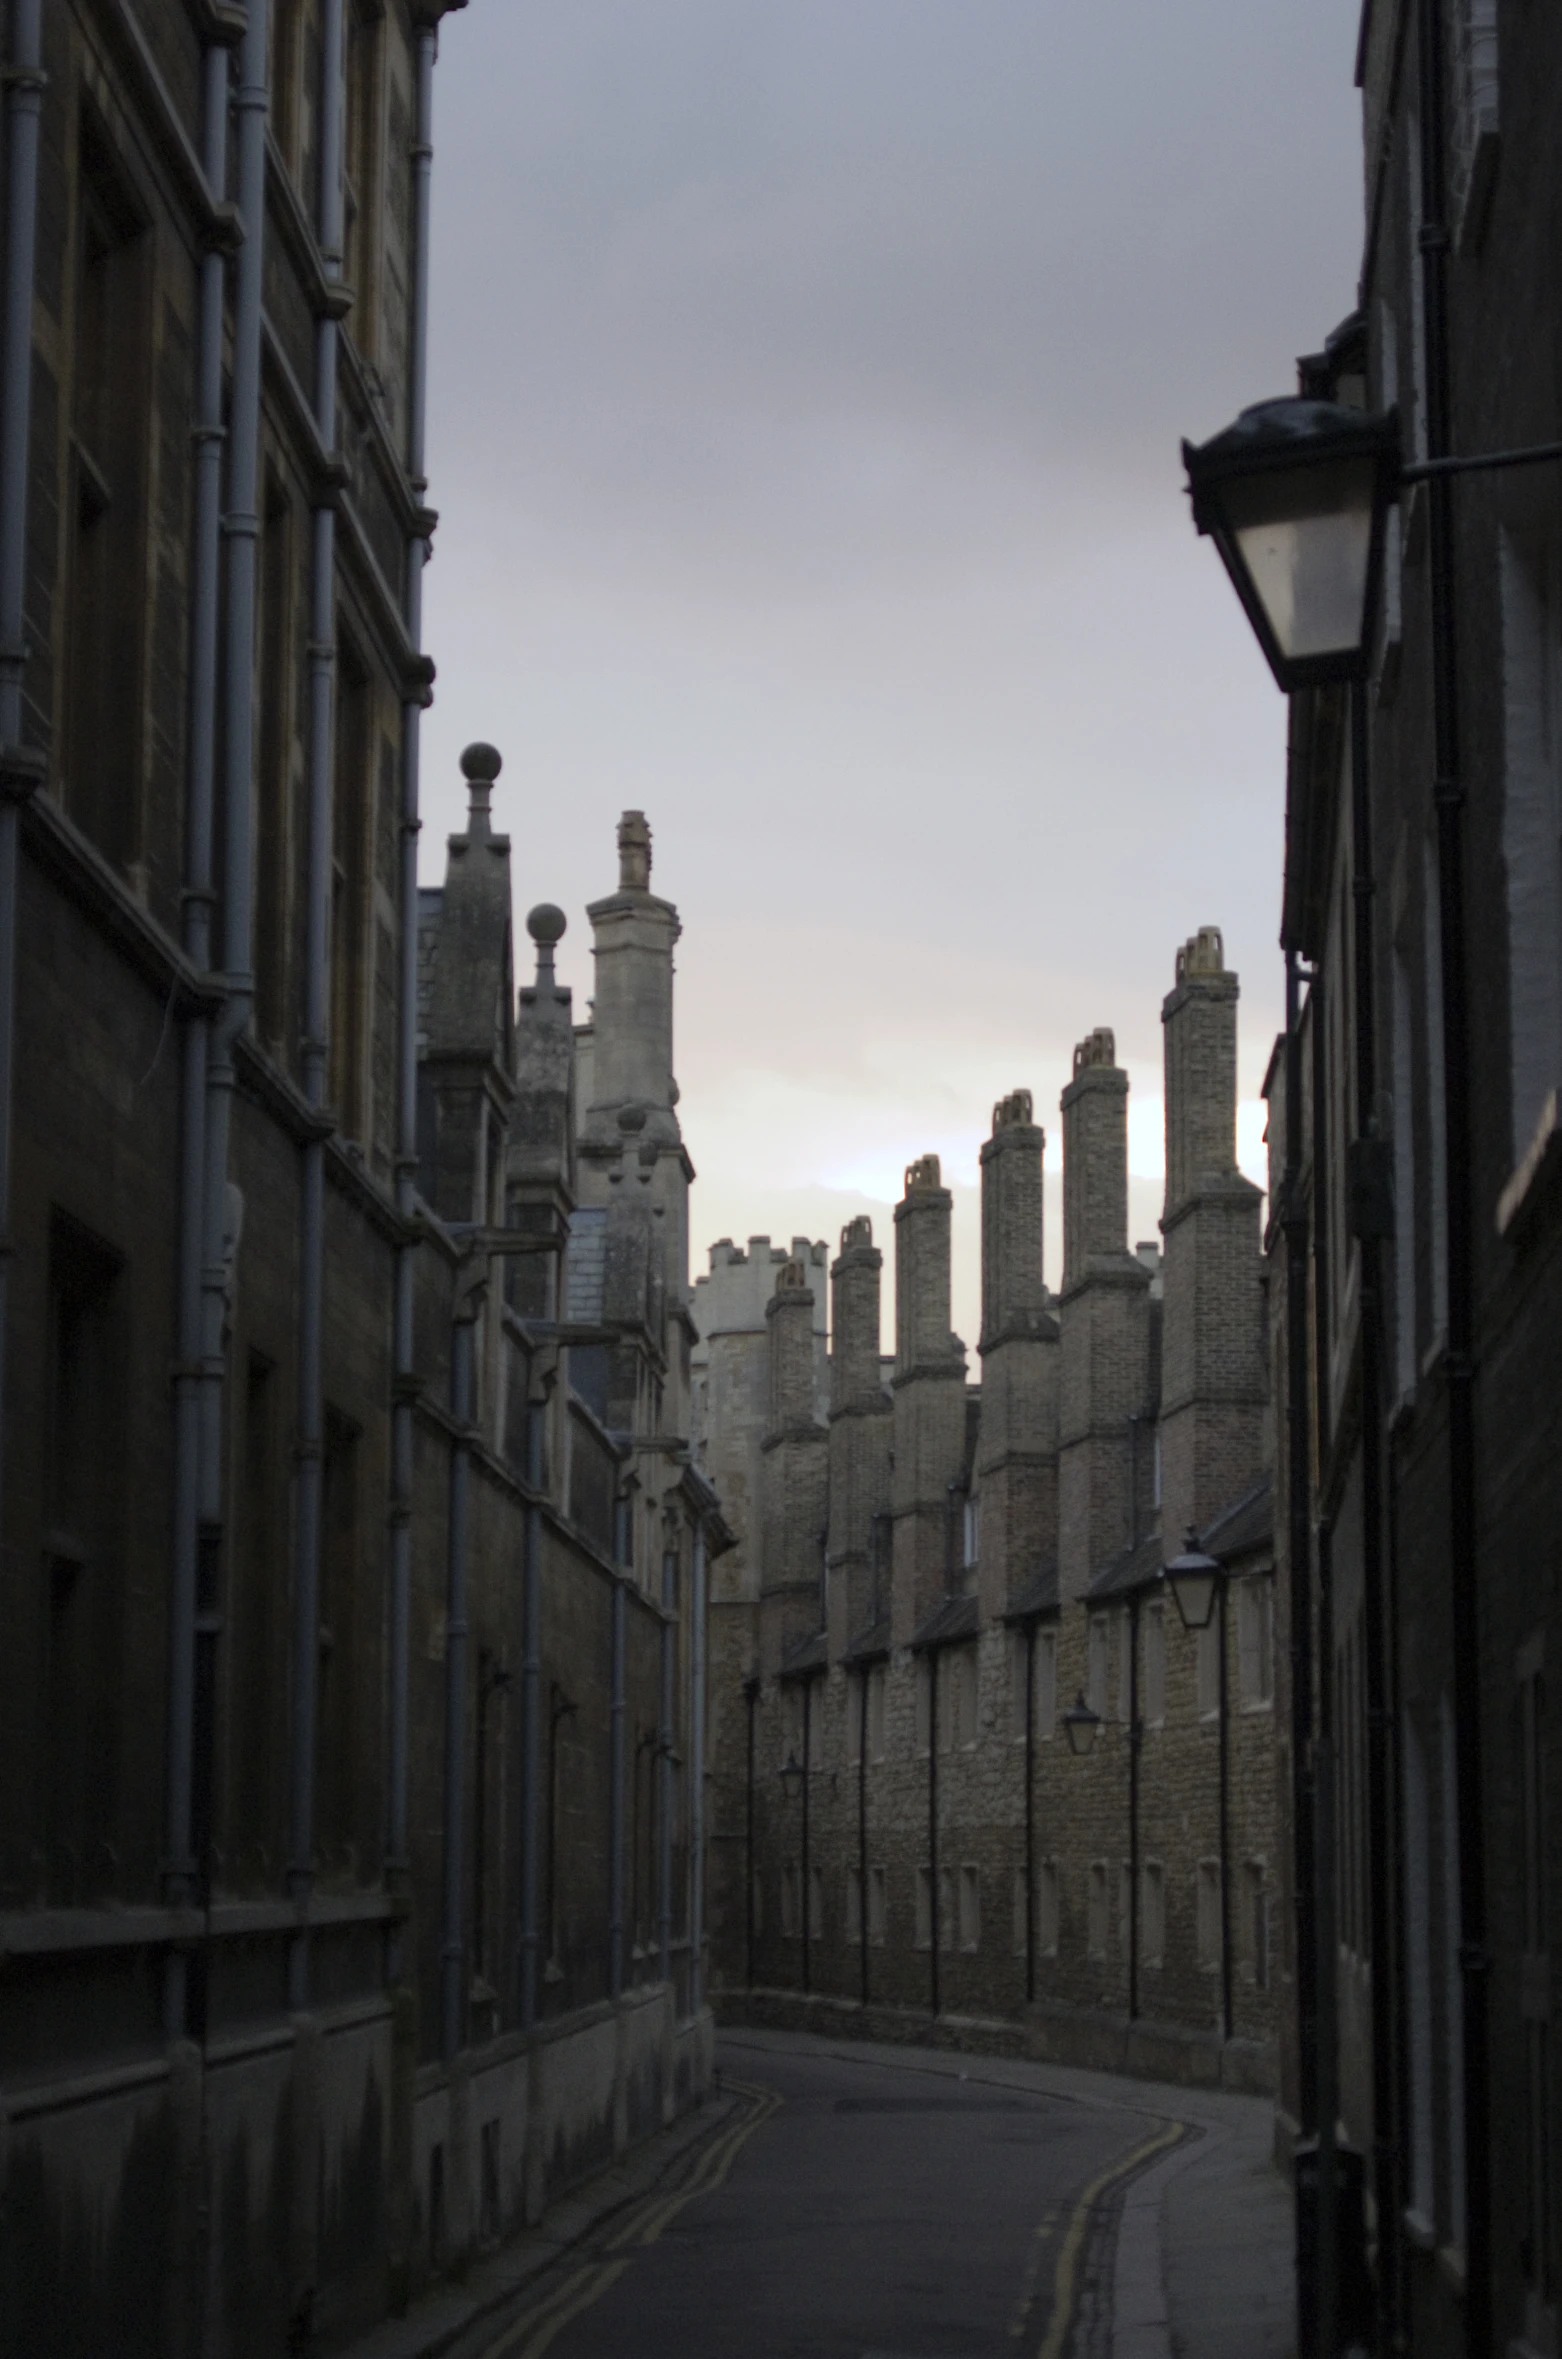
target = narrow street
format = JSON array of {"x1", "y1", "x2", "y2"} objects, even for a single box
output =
[{"x1": 449, "y1": 2034, "x2": 1193, "y2": 2359}]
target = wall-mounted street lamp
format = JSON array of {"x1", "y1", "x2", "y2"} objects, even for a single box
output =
[
  {"x1": 1063, "y1": 1692, "x2": 1103, "y2": 1758},
  {"x1": 1161, "y1": 1528, "x2": 1224, "y2": 1634},
  {"x1": 778, "y1": 1749, "x2": 806, "y2": 1799},
  {"x1": 1182, "y1": 399, "x2": 1401, "y2": 693}
]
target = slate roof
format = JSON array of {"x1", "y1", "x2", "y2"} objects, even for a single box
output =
[
  {"x1": 1200, "y1": 1477, "x2": 1274, "y2": 1567},
  {"x1": 1002, "y1": 1565, "x2": 1060, "y2": 1623},
  {"x1": 778, "y1": 1629, "x2": 828, "y2": 1680},
  {"x1": 909, "y1": 1593, "x2": 979, "y2": 1653},
  {"x1": 1088, "y1": 1529, "x2": 1167, "y2": 1602},
  {"x1": 843, "y1": 1614, "x2": 891, "y2": 1665}
]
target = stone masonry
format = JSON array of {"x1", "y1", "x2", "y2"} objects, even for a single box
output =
[{"x1": 695, "y1": 930, "x2": 1281, "y2": 2094}]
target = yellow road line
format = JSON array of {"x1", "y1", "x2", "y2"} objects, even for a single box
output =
[
  {"x1": 480, "y1": 2265, "x2": 600, "y2": 2359},
  {"x1": 1034, "y1": 2118, "x2": 1186, "y2": 2359},
  {"x1": 511, "y1": 2257, "x2": 631, "y2": 2359},
  {"x1": 478, "y1": 2078, "x2": 782, "y2": 2358},
  {"x1": 627, "y1": 2079, "x2": 780, "y2": 2248}
]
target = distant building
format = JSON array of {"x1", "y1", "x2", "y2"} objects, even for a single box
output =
[{"x1": 695, "y1": 931, "x2": 1280, "y2": 2092}]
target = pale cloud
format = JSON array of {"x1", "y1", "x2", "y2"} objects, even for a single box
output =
[{"x1": 422, "y1": 0, "x2": 1360, "y2": 1351}]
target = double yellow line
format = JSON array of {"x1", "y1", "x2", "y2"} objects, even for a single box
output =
[
  {"x1": 1033, "y1": 2116, "x2": 1187, "y2": 2359},
  {"x1": 479, "y1": 2076, "x2": 781, "y2": 2359}
]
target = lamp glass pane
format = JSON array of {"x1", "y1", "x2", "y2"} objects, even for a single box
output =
[
  {"x1": 1169, "y1": 1568, "x2": 1218, "y2": 1632},
  {"x1": 1223, "y1": 456, "x2": 1377, "y2": 663}
]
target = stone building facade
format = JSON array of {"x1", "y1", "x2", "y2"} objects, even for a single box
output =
[
  {"x1": 695, "y1": 929, "x2": 1281, "y2": 2093},
  {"x1": 0, "y1": 4, "x2": 720, "y2": 2349},
  {"x1": 1256, "y1": 7, "x2": 1562, "y2": 2355}
]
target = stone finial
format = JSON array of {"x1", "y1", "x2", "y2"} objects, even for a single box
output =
[
  {"x1": 1176, "y1": 926, "x2": 1226, "y2": 982},
  {"x1": 1072, "y1": 1028, "x2": 1116, "y2": 1076},
  {"x1": 460, "y1": 741, "x2": 501, "y2": 838},
  {"x1": 841, "y1": 1214, "x2": 874, "y2": 1254},
  {"x1": 527, "y1": 902, "x2": 566, "y2": 984},
  {"x1": 992, "y1": 1089, "x2": 1034, "y2": 1132},
  {"x1": 904, "y1": 1153, "x2": 942, "y2": 1195},
  {"x1": 618, "y1": 809, "x2": 652, "y2": 892}
]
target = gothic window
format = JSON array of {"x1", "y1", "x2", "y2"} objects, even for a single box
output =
[
  {"x1": 1196, "y1": 1860, "x2": 1222, "y2": 1973},
  {"x1": 1087, "y1": 1862, "x2": 1108, "y2": 1961},
  {"x1": 1244, "y1": 1862, "x2": 1271, "y2": 1989},
  {"x1": 316, "y1": 1408, "x2": 361, "y2": 1875},
  {"x1": 1087, "y1": 1615, "x2": 1109, "y2": 1720},
  {"x1": 868, "y1": 1865, "x2": 887, "y2": 1946},
  {"x1": 915, "y1": 1657, "x2": 931, "y2": 1755},
  {"x1": 780, "y1": 1861, "x2": 799, "y2": 1940},
  {"x1": 254, "y1": 475, "x2": 296, "y2": 1056},
  {"x1": 1118, "y1": 1863, "x2": 1132, "y2": 1960},
  {"x1": 330, "y1": 635, "x2": 371, "y2": 1137},
  {"x1": 845, "y1": 1867, "x2": 862, "y2": 1945},
  {"x1": 1140, "y1": 1862, "x2": 1165, "y2": 1969},
  {"x1": 1116, "y1": 1612, "x2": 1133, "y2": 1724},
  {"x1": 914, "y1": 1864, "x2": 933, "y2": 1950},
  {"x1": 1009, "y1": 1628, "x2": 1028, "y2": 1736},
  {"x1": 938, "y1": 1867, "x2": 955, "y2": 1953},
  {"x1": 1035, "y1": 1627, "x2": 1057, "y2": 1741},
  {"x1": 1237, "y1": 1579, "x2": 1274, "y2": 1709},
  {"x1": 42, "y1": 1213, "x2": 127, "y2": 1904},
  {"x1": 958, "y1": 1865, "x2": 980, "y2": 1953},
  {"x1": 867, "y1": 1665, "x2": 887, "y2": 1763},
  {"x1": 230, "y1": 1353, "x2": 280, "y2": 1877},
  {"x1": 962, "y1": 1493, "x2": 980, "y2": 1570},
  {"x1": 808, "y1": 1865, "x2": 824, "y2": 1947},
  {"x1": 343, "y1": 0, "x2": 383, "y2": 343},
  {"x1": 1037, "y1": 1860, "x2": 1059, "y2": 1959},
  {"x1": 1143, "y1": 1602, "x2": 1167, "y2": 1726},
  {"x1": 64, "y1": 116, "x2": 149, "y2": 868},
  {"x1": 1012, "y1": 1870, "x2": 1027, "y2": 1958},
  {"x1": 1196, "y1": 1617, "x2": 1220, "y2": 1718}
]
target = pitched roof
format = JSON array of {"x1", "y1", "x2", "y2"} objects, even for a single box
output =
[
  {"x1": 909, "y1": 1593, "x2": 979, "y2": 1653},
  {"x1": 1002, "y1": 1565, "x2": 1060, "y2": 1623},
  {"x1": 843, "y1": 1613, "x2": 891, "y2": 1665},
  {"x1": 1202, "y1": 1477, "x2": 1274, "y2": 1566},
  {"x1": 778, "y1": 1629, "x2": 828, "y2": 1681},
  {"x1": 1088, "y1": 1529, "x2": 1166, "y2": 1602}
]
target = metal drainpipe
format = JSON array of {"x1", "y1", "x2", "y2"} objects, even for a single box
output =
[
  {"x1": 287, "y1": 0, "x2": 345, "y2": 2014},
  {"x1": 1284, "y1": 952, "x2": 1318, "y2": 2143},
  {"x1": 1217, "y1": 1574, "x2": 1232, "y2": 2048},
  {"x1": 800, "y1": 1676, "x2": 812, "y2": 1998},
  {"x1": 518, "y1": 1392, "x2": 544, "y2": 2026},
  {"x1": 164, "y1": 27, "x2": 230, "y2": 2003},
  {"x1": 1310, "y1": 972, "x2": 1341, "y2": 2359},
  {"x1": 690, "y1": 1519, "x2": 707, "y2": 2015},
  {"x1": 609, "y1": 1494, "x2": 628, "y2": 2001},
  {"x1": 389, "y1": 18, "x2": 439, "y2": 1923},
  {"x1": 1414, "y1": 10, "x2": 1490, "y2": 2348},
  {"x1": 1023, "y1": 1623, "x2": 1036, "y2": 2007},
  {"x1": 193, "y1": 0, "x2": 269, "y2": 2001},
  {"x1": 440, "y1": 1286, "x2": 478, "y2": 2062},
  {"x1": 1128, "y1": 1592, "x2": 1141, "y2": 2024},
  {"x1": 927, "y1": 1650, "x2": 940, "y2": 2016},
  {"x1": 1349, "y1": 678, "x2": 1402, "y2": 2341},
  {"x1": 0, "y1": 0, "x2": 44, "y2": 1549},
  {"x1": 755, "y1": 1679, "x2": 764, "y2": 1990},
  {"x1": 857, "y1": 1663, "x2": 869, "y2": 2008},
  {"x1": 658, "y1": 1541, "x2": 675, "y2": 1985}
]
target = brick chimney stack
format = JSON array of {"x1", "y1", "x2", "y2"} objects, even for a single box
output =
[
  {"x1": 1057, "y1": 1033, "x2": 1153, "y2": 1602},
  {"x1": 1158, "y1": 929, "x2": 1265, "y2": 1546},
  {"x1": 828, "y1": 1217, "x2": 893, "y2": 1649},
  {"x1": 975, "y1": 1094, "x2": 1060, "y2": 1618},
  {"x1": 760, "y1": 1261, "x2": 829, "y2": 1668},
  {"x1": 891, "y1": 1157, "x2": 969, "y2": 1640}
]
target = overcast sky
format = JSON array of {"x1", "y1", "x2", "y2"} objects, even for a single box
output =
[{"x1": 418, "y1": 2, "x2": 1366, "y2": 1346}]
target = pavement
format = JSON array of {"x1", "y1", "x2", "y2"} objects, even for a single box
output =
[{"x1": 340, "y1": 2027, "x2": 1296, "y2": 2359}]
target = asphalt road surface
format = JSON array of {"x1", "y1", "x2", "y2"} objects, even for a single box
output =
[{"x1": 462, "y1": 2032, "x2": 1186, "y2": 2359}]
